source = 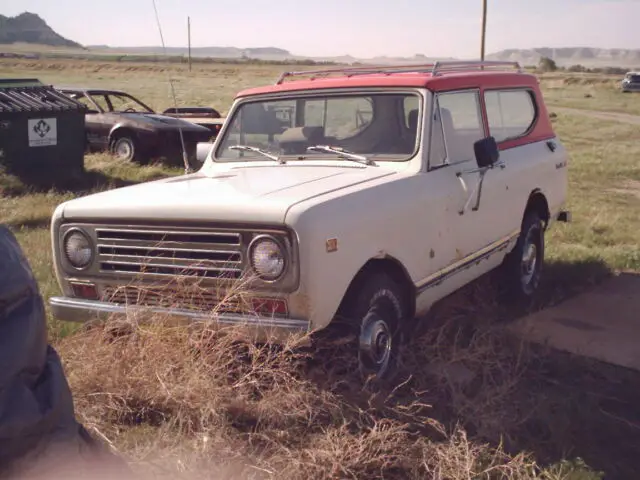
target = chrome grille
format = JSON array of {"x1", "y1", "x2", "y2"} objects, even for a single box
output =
[
  {"x1": 95, "y1": 227, "x2": 244, "y2": 280},
  {"x1": 102, "y1": 284, "x2": 245, "y2": 313}
]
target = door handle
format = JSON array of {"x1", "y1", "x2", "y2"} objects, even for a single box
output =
[{"x1": 456, "y1": 161, "x2": 505, "y2": 177}]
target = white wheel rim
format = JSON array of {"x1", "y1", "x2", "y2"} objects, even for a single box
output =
[
  {"x1": 520, "y1": 229, "x2": 538, "y2": 288},
  {"x1": 115, "y1": 140, "x2": 132, "y2": 159}
]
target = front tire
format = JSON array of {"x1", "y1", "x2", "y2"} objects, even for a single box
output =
[
  {"x1": 342, "y1": 272, "x2": 407, "y2": 382},
  {"x1": 110, "y1": 135, "x2": 140, "y2": 163},
  {"x1": 502, "y1": 211, "x2": 545, "y2": 303}
]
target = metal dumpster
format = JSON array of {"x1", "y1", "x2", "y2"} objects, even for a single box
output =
[{"x1": 0, "y1": 78, "x2": 86, "y2": 179}]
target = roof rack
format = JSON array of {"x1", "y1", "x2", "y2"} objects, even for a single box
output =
[{"x1": 275, "y1": 60, "x2": 522, "y2": 84}]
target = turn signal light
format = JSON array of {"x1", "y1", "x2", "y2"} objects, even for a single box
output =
[
  {"x1": 70, "y1": 282, "x2": 98, "y2": 300},
  {"x1": 250, "y1": 298, "x2": 288, "y2": 316}
]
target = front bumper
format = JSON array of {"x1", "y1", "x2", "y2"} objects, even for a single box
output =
[
  {"x1": 49, "y1": 296, "x2": 311, "y2": 342},
  {"x1": 621, "y1": 83, "x2": 640, "y2": 92}
]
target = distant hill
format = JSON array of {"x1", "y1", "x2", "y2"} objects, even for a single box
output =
[
  {"x1": 88, "y1": 44, "x2": 639, "y2": 68},
  {"x1": 87, "y1": 45, "x2": 455, "y2": 65},
  {"x1": 487, "y1": 47, "x2": 640, "y2": 68},
  {"x1": 0, "y1": 12, "x2": 82, "y2": 48},
  {"x1": 87, "y1": 45, "x2": 294, "y2": 60}
]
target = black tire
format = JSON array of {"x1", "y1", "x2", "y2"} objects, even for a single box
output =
[
  {"x1": 502, "y1": 210, "x2": 545, "y2": 303},
  {"x1": 341, "y1": 272, "x2": 408, "y2": 382},
  {"x1": 110, "y1": 134, "x2": 140, "y2": 163}
]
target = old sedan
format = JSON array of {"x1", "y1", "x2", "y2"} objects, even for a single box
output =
[{"x1": 57, "y1": 87, "x2": 213, "y2": 167}]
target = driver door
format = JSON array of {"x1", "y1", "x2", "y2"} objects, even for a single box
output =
[{"x1": 428, "y1": 90, "x2": 513, "y2": 288}]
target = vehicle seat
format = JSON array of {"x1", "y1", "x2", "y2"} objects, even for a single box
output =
[
  {"x1": 279, "y1": 126, "x2": 325, "y2": 154},
  {"x1": 440, "y1": 107, "x2": 461, "y2": 161},
  {"x1": 405, "y1": 109, "x2": 419, "y2": 151}
]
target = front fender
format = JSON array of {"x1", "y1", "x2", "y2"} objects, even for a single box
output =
[
  {"x1": 286, "y1": 175, "x2": 429, "y2": 331},
  {"x1": 108, "y1": 123, "x2": 140, "y2": 141}
]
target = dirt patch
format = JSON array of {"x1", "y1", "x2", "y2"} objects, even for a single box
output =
[
  {"x1": 608, "y1": 179, "x2": 640, "y2": 200},
  {"x1": 509, "y1": 272, "x2": 640, "y2": 371}
]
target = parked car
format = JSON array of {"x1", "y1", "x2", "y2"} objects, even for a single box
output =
[
  {"x1": 48, "y1": 61, "x2": 571, "y2": 381},
  {"x1": 621, "y1": 71, "x2": 640, "y2": 92},
  {"x1": 56, "y1": 87, "x2": 213, "y2": 166},
  {"x1": 162, "y1": 106, "x2": 226, "y2": 138}
]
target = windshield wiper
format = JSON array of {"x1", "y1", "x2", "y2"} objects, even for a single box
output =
[
  {"x1": 229, "y1": 145, "x2": 285, "y2": 164},
  {"x1": 306, "y1": 145, "x2": 375, "y2": 166}
]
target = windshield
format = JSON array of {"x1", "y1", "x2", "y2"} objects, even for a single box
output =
[
  {"x1": 627, "y1": 74, "x2": 640, "y2": 83},
  {"x1": 89, "y1": 92, "x2": 154, "y2": 113},
  {"x1": 215, "y1": 92, "x2": 421, "y2": 162}
]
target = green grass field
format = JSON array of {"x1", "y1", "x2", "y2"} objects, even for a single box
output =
[{"x1": 1, "y1": 58, "x2": 639, "y2": 479}]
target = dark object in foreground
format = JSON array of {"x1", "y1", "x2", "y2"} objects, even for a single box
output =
[
  {"x1": 0, "y1": 225, "x2": 131, "y2": 479},
  {"x1": 0, "y1": 78, "x2": 86, "y2": 180},
  {"x1": 55, "y1": 87, "x2": 213, "y2": 167}
]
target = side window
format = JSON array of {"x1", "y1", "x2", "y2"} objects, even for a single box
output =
[
  {"x1": 88, "y1": 94, "x2": 109, "y2": 112},
  {"x1": 433, "y1": 91, "x2": 485, "y2": 164},
  {"x1": 428, "y1": 98, "x2": 446, "y2": 168},
  {"x1": 484, "y1": 89, "x2": 536, "y2": 143},
  {"x1": 74, "y1": 95, "x2": 99, "y2": 113}
]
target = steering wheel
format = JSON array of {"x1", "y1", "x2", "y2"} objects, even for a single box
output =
[{"x1": 124, "y1": 108, "x2": 136, "y2": 112}]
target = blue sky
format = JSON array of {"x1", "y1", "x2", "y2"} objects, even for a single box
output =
[{"x1": 2, "y1": 0, "x2": 638, "y2": 58}]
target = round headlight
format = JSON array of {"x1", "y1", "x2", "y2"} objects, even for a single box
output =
[
  {"x1": 63, "y1": 229, "x2": 94, "y2": 269},
  {"x1": 249, "y1": 236, "x2": 285, "y2": 281}
]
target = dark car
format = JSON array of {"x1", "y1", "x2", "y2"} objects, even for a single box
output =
[
  {"x1": 56, "y1": 87, "x2": 213, "y2": 166},
  {"x1": 621, "y1": 71, "x2": 640, "y2": 93}
]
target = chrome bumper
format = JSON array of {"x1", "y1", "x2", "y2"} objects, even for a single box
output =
[{"x1": 49, "y1": 296, "x2": 311, "y2": 340}]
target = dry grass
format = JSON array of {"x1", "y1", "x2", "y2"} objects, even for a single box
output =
[
  {"x1": 54, "y1": 318, "x2": 534, "y2": 479},
  {"x1": 48, "y1": 274, "x2": 614, "y2": 480}
]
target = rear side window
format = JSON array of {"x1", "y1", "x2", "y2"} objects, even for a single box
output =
[{"x1": 484, "y1": 89, "x2": 536, "y2": 143}]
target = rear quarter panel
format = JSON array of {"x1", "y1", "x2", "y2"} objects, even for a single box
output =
[
  {"x1": 483, "y1": 82, "x2": 568, "y2": 227},
  {"x1": 497, "y1": 139, "x2": 568, "y2": 226}
]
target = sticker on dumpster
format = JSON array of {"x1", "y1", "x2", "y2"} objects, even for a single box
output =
[{"x1": 28, "y1": 118, "x2": 57, "y2": 147}]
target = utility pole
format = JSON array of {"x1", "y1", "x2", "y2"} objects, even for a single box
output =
[
  {"x1": 187, "y1": 16, "x2": 192, "y2": 72},
  {"x1": 480, "y1": 0, "x2": 487, "y2": 61}
]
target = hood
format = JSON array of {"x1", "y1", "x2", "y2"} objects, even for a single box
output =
[
  {"x1": 114, "y1": 112, "x2": 210, "y2": 131},
  {"x1": 58, "y1": 164, "x2": 396, "y2": 225}
]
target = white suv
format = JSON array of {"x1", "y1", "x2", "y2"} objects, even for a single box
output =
[{"x1": 49, "y1": 61, "x2": 571, "y2": 380}]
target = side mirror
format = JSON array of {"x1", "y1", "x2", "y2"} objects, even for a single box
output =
[
  {"x1": 196, "y1": 142, "x2": 213, "y2": 164},
  {"x1": 473, "y1": 136, "x2": 500, "y2": 168}
]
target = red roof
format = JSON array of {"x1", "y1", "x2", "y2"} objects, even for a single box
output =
[{"x1": 235, "y1": 62, "x2": 538, "y2": 98}]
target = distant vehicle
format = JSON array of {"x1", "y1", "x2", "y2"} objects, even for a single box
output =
[
  {"x1": 621, "y1": 72, "x2": 640, "y2": 93},
  {"x1": 162, "y1": 106, "x2": 226, "y2": 138},
  {"x1": 56, "y1": 87, "x2": 213, "y2": 166}
]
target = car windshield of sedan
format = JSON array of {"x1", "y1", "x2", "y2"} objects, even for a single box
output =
[
  {"x1": 89, "y1": 92, "x2": 154, "y2": 113},
  {"x1": 215, "y1": 92, "x2": 421, "y2": 163}
]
